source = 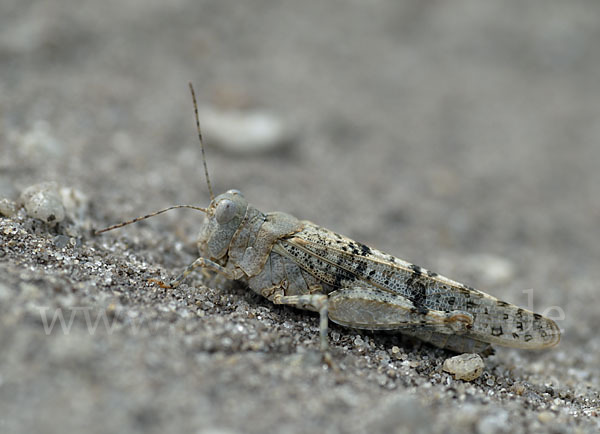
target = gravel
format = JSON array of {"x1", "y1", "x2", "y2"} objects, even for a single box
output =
[{"x1": 1, "y1": 1, "x2": 599, "y2": 433}]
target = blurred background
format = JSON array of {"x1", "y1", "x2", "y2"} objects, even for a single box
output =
[{"x1": 1, "y1": 0, "x2": 599, "y2": 433}]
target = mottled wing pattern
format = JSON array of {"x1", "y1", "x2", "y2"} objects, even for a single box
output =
[{"x1": 277, "y1": 222, "x2": 560, "y2": 349}]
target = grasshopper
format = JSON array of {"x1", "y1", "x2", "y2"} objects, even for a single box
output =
[{"x1": 97, "y1": 83, "x2": 561, "y2": 357}]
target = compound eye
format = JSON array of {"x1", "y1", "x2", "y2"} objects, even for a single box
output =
[
  {"x1": 226, "y1": 189, "x2": 243, "y2": 197},
  {"x1": 215, "y1": 199, "x2": 236, "y2": 224}
]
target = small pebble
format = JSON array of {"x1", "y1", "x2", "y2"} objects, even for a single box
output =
[
  {"x1": 443, "y1": 353, "x2": 485, "y2": 381},
  {"x1": 200, "y1": 107, "x2": 294, "y2": 154},
  {"x1": 511, "y1": 382, "x2": 526, "y2": 395},
  {"x1": 19, "y1": 182, "x2": 65, "y2": 225},
  {"x1": 0, "y1": 198, "x2": 18, "y2": 217},
  {"x1": 537, "y1": 411, "x2": 555, "y2": 424},
  {"x1": 54, "y1": 234, "x2": 70, "y2": 248},
  {"x1": 59, "y1": 186, "x2": 89, "y2": 221}
]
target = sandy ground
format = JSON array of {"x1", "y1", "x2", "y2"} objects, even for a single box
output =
[{"x1": 1, "y1": 1, "x2": 600, "y2": 433}]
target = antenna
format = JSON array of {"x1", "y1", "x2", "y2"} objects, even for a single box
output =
[
  {"x1": 95, "y1": 205, "x2": 207, "y2": 235},
  {"x1": 95, "y1": 84, "x2": 213, "y2": 237},
  {"x1": 189, "y1": 82, "x2": 214, "y2": 200}
]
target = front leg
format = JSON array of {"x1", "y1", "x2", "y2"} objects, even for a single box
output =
[{"x1": 170, "y1": 257, "x2": 244, "y2": 288}]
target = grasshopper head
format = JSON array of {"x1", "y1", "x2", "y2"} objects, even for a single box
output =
[{"x1": 198, "y1": 189, "x2": 248, "y2": 260}]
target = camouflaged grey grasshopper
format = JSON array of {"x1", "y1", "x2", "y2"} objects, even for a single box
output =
[{"x1": 97, "y1": 83, "x2": 561, "y2": 356}]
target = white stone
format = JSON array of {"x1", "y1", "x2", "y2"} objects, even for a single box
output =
[
  {"x1": 19, "y1": 182, "x2": 65, "y2": 225},
  {"x1": 443, "y1": 353, "x2": 485, "y2": 381},
  {"x1": 200, "y1": 107, "x2": 294, "y2": 154}
]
